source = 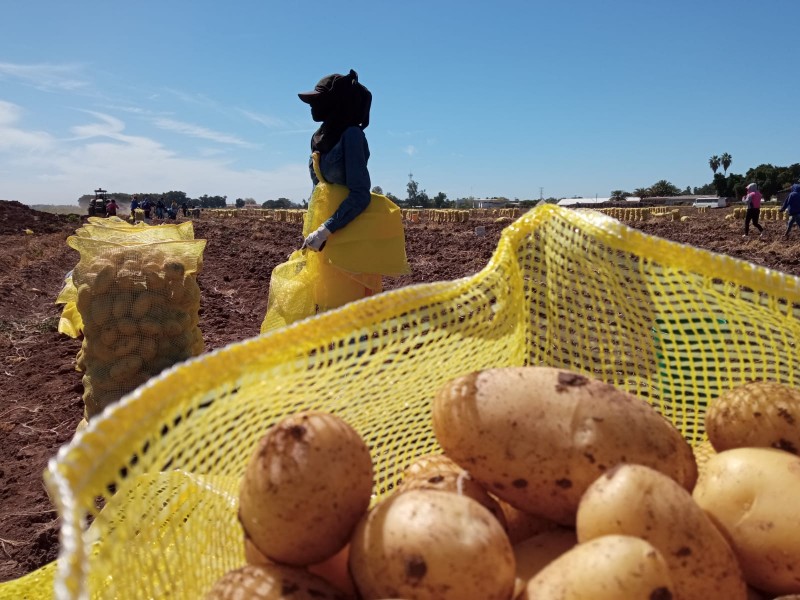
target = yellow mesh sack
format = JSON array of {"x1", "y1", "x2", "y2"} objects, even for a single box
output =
[
  {"x1": 76, "y1": 221, "x2": 194, "y2": 241},
  {"x1": 5, "y1": 204, "x2": 800, "y2": 599},
  {"x1": 67, "y1": 236, "x2": 207, "y2": 419},
  {"x1": 261, "y1": 154, "x2": 409, "y2": 332},
  {"x1": 57, "y1": 222, "x2": 197, "y2": 338}
]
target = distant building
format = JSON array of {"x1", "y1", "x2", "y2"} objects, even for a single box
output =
[
  {"x1": 455, "y1": 197, "x2": 516, "y2": 209},
  {"x1": 557, "y1": 196, "x2": 641, "y2": 207}
]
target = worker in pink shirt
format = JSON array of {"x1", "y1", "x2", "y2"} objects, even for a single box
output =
[{"x1": 742, "y1": 182, "x2": 765, "y2": 237}]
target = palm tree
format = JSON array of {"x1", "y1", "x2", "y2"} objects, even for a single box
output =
[
  {"x1": 709, "y1": 155, "x2": 721, "y2": 174},
  {"x1": 633, "y1": 187, "x2": 650, "y2": 199},
  {"x1": 721, "y1": 153, "x2": 732, "y2": 175}
]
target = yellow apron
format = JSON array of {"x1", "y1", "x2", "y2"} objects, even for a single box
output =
[{"x1": 261, "y1": 153, "x2": 410, "y2": 333}]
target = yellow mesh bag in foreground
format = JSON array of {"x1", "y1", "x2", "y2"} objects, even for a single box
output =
[{"x1": 5, "y1": 204, "x2": 800, "y2": 599}]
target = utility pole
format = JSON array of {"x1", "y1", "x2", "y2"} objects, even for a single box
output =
[{"x1": 539, "y1": 187, "x2": 543, "y2": 201}]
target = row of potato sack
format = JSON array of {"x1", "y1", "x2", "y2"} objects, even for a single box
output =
[
  {"x1": 67, "y1": 232, "x2": 207, "y2": 420},
  {"x1": 205, "y1": 367, "x2": 800, "y2": 600}
]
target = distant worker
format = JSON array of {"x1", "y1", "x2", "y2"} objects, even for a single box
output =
[
  {"x1": 105, "y1": 198, "x2": 119, "y2": 217},
  {"x1": 742, "y1": 182, "x2": 764, "y2": 238},
  {"x1": 156, "y1": 198, "x2": 165, "y2": 219},
  {"x1": 142, "y1": 198, "x2": 152, "y2": 220},
  {"x1": 130, "y1": 197, "x2": 140, "y2": 222},
  {"x1": 181, "y1": 201, "x2": 188, "y2": 217},
  {"x1": 781, "y1": 182, "x2": 800, "y2": 239}
]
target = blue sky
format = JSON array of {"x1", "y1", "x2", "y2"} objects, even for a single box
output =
[{"x1": 1, "y1": 0, "x2": 798, "y2": 205}]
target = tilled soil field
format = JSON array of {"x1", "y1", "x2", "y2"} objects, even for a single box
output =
[{"x1": 1, "y1": 199, "x2": 798, "y2": 583}]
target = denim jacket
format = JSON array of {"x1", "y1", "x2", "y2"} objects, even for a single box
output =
[{"x1": 309, "y1": 126, "x2": 371, "y2": 233}]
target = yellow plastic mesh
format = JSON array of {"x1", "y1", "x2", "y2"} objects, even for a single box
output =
[
  {"x1": 56, "y1": 221, "x2": 197, "y2": 338},
  {"x1": 67, "y1": 236, "x2": 206, "y2": 419},
  {"x1": 6, "y1": 204, "x2": 800, "y2": 599}
]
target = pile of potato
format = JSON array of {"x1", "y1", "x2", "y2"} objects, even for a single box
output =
[
  {"x1": 73, "y1": 245, "x2": 204, "y2": 419},
  {"x1": 205, "y1": 367, "x2": 800, "y2": 600}
]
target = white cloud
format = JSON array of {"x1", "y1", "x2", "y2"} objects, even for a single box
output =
[
  {"x1": 0, "y1": 106, "x2": 309, "y2": 204},
  {"x1": 0, "y1": 99, "x2": 55, "y2": 151},
  {"x1": 404, "y1": 145, "x2": 417, "y2": 156},
  {"x1": 0, "y1": 62, "x2": 88, "y2": 92},
  {"x1": 153, "y1": 117, "x2": 256, "y2": 147},
  {"x1": 237, "y1": 108, "x2": 286, "y2": 129}
]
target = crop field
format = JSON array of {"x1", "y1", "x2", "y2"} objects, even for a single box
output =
[{"x1": 1, "y1": 198, "x2": 799, "y2": 584}]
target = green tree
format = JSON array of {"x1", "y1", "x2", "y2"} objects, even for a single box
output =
[
  {"x1": 235, "y1": 198, "x2": 245, "y2": 208},
  {"x1": 709, "y1": 155, "x2": 721, "y2": 175},
  {"x1": 649, "y1": 180, "x2": 681, "y2": 196},
  {"x1": 163, "y1": 191, "x2": 188, "y2": 205},
  {"x1": 406, "y1": 173, "x2": 430, "y2": 208},
  {"x1": 371, "y1": 185, "x2": 384, "y2": 195},
  {"x1": 433, "y1": 191, "x2": 449, "y2": 208},
  {"x1": 721, "y1": 153, "x2": 732, "y2": 175},
  {"x1": 610, "y1": 190, "x2": 629, "y2": 200},
  {"x1": 633, "y1": 187, "x2": 651, "y2": 198}
]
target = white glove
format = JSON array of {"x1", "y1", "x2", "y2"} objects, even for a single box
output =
[{"x1": 302, "y1": 225, "x2": 331, "y2": 252}]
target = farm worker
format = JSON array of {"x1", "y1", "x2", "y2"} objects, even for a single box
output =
[
  {"x1": 130, "y1": 197, "x2": 140, "y2": 222},
  {"x1": 261, "y1": 70, "x2": 409, "y2": 332},
  {"x1": 155, "y1": 198, "x2": 165, "y2": 219},
  {"x1": 105, "y1": 198, "x2": 118, "y2": 217},
  {"x1": 142, "y1": 198, "x2": 152, "y2": 220},
  {"x1": 781, "y1": 183, "x2": 800, "y2": 239},
  {"x1": 298, "y1": 69, "x2": 409, "y2": 310},
  {"x1": 742, "y1": 182, "x2": 764, "y2": 238}
]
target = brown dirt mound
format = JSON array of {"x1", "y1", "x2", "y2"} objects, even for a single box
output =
[
  {"x1": 1, "y1": 201, "x2": 799, "y2": 584},
  {"x1": 0, "y1": 200, "x2": 80, "y2": 236}
]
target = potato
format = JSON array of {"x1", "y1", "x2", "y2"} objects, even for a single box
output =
[
  {"x1": 90, "y1": 263, "x2": 116, "y2": 296},
  {"x1": 397, "y1": 453, "x2": 507, "y2": 529},
  {"x1": 239, "y1": 410, "x2": 373, "y2": 566},
  {"x1": 131, "y1": 292, "x2": 156, "y2": 319},
  {"x1": 109, "y1": 355, "x2": 143, "y2": 380},
  {"x1": 706, "y1": 381, "x2": 800, "y2": 455},
  {"x1": 349, "y1": 489, "x2": 515, "y2": 600},
  {"x1": 521, "y1": 535, "x2": 674, "y2": 600},
  {"x1": 495, "y1": 497, "x2": 558, "y2": 544},
  {"x1": 693, "y1": 438, "x2": 718, "y2": 477},
  {"x1": 432, "y1": 366, "x2": 697, "y2": 524},
  {"x1": 692, "y1": 448, "x2": 800, "y2": 595},
  {"x1": 513, "y1": 527, "x2": 577, "y2": 584},
  {"x1": 163, "y1": 259, "x2": 185, "y2": 280},
  {"x1": 308, "y1": 544, "x2": 356, "y2": 597},
  {"x1": 243, "y1": 535, "x2": 355, "y2": 597},
  {"x1": 577, "y1": 463, "x2": 747, "y2": 600},
  {"x1": 204, "y1": 563, "x2": 349, "y2": 600}
]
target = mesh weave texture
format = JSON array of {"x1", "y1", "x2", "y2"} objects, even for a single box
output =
[{"x1": 4, "y1": 204, "x2": 800, "y2": 599}]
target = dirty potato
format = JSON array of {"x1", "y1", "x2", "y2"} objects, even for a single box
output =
[
  {"x1": 432, "y1": 366, "x2": 697, "y2": 524},
  {"x1": 576, "y1": 463, "x2": 747, "y2": 600},
  {"x1": 706, "y1": 380, "x2": 800, "y2": 455},
  {"x1": 692, "y1": 448, "x2": 800, "y2": 596},
  {"x1": 348, "y1": 489, "x2": 515, "y2": 600},
  {"x1": 205, "y1": 563, "x2": 349, "y2": 600},
  {"x1": 520, "y1": 535, "x2": 674, "y2": 600},
  {"x1": 239, "y1": 411, "x2": 373, "y2": 566}
]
